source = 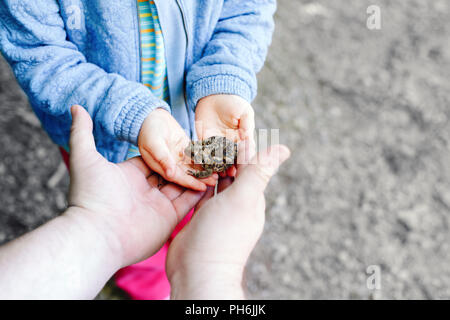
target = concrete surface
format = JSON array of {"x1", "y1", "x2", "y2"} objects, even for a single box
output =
[{"x1": 1, "y1": 0, "x2": 450, "y2": 299}]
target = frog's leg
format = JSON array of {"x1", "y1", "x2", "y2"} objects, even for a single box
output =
[{"x1": 187, "y1": 168, "x2": 214, "y2": 178}]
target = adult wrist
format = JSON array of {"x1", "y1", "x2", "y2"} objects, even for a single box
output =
[
  {"x1": 62, "y1": 206, "x2": 124, "y2": 271},
  {"x1": 169, "y1": 263, "x2": 245, "y2": 300}
]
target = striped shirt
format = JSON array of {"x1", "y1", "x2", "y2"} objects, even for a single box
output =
[{"x1": 127, "y1": 0, "x2": 170, "y2": 159}]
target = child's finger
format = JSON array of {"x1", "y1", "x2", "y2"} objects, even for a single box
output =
[
  {"x1": 146, "y1": 140, "x2": 176, "y2": 178},
  {"x1": 226, "y1": 165, "x2": 237, "y2": 177},
  {"x1": 198, "y1": 173, "x2": 219, "y2": 186},
  {"x1": 171, "y1": 167, "x2": 208, "y2": 191},
  {"x1": 218, "y1": 171, "x2": 227, "y2": 178},
  {"x1": 217, "y1": 176, "x2": 233, "y2": 193},
  {"x1": 144, "y1": 153, "x2": 214, "y2": 191},
  {"x1": 183, "y1": 163, "x2": 218, "y2": 186},
  {"x1": 239, "y1": 109, "x2": 255, "y2": 141}
]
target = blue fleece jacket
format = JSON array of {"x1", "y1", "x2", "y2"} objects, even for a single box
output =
[{"x1": 0, "y1": 0, "x2": 276, "y2": 162}]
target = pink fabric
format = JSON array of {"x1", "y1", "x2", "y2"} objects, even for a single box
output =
[
  {"x1": 115, "y1": 243, "x2": 171, "y2": 300},
  {"x1": 115, "y1": 208, "x2": 194, "y2": 300},
  {"x1": 60, "y1": 148, "x2": 70, "y2": 171}
]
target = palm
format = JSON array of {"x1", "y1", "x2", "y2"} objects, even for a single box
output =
[
  {"x1": 195, "y1": 94, "x2": 255, "y2": 142},
  {"x1": 69, "y1": 153, "x2": 204, "y2": 265},
  {"x1": 195, "y1": 105, "x2": 241, "y2": 142},
  {"x1": 198, "y1": 114, "x2": 240, "y2": 142},
  {"x1": 139, "y1": 108, "x2": 217, "y2": 190}
]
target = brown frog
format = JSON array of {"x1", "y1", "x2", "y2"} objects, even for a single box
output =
[{"x1": 184, "y1": 136, "x2": 238, "y2": 178}]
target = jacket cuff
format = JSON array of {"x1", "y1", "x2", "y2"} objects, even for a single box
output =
[
  {"x1": 114, "y1": 95, "x2": 170, "y2": 145},
  {"x1": 187, "y1": 74, "x2": 254, "y2": 111}
]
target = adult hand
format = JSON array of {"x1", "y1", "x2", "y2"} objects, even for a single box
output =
[
  {"x1": 167, "y1": 140, "x2": 290, "y2": 299},
  {"x1": 68, "y1": 105, "x2": 206, "y2": 267},
  {"x1": 0, "y1": 105, "x2": 208, "y2": 300}
]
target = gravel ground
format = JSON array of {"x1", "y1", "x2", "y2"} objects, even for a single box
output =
[{"x1": 1, "y1": 0, "x2": 450, "y2": 299}]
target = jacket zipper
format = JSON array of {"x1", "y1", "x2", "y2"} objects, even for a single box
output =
[
  {"x1": 134, "y1": 0, "x2": 143, "y2": 83},
  {"x1": 175, "y1": 0, "x2": 189, "y2": 55},
  {"x1": 175, "y1": 0, "x2": 195, "y2": 138}
]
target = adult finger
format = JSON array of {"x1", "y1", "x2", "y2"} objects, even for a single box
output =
[
  {"x1": 147, "y1": 174, "x2": 167, "y2": 189},
  {"x1": 122, "y1": 157, "x2": 152, "y2": 177},
  {"x1": 232, "y1": 145, "x2": 290, "y2": 196},
  {"x1": 172, "y1": 189, "x2": 206, "y2": 221},
  {"x1": 69, "y1": 105, "x2": 97, "y2": 161},
  {"x1": 194, "y1": 186, "x2": 215, "y2": 211},
  {"x1": 160, "y1": 183, "x2": 185, "y2": 201},
  {"x1": 236, "y1": 138, "x2": 256, "y2": 172},
  {"x1": 217, "y1": 176, "x2": 233, "y2": 193}
]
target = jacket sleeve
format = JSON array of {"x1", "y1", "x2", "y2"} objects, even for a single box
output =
[
  {"x1": 0, "y1": 0, "x2": 169, "y2": 147},
  {"x1": 186, "y1": 0, "x2": 276, "y2": 110}
]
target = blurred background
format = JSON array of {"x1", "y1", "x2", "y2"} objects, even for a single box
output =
[{"x1": 1, "y1": 0, "x2": 450, "y2": 299}]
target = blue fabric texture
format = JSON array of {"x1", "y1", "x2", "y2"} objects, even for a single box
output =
[{"x1": 0, "y1": 0, "x2": 276, "y2": 163}]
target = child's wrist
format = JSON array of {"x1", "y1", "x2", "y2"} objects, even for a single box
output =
[
  {"x1": 138, "y1": 107, "x2": 171, "y2": 146},
  {"x1": 143, "y1": 107, "x2": 170, "y2": 122}
]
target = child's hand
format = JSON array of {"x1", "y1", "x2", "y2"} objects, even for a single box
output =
[
  {"x1": 195, "y1": 94, "x2": 255, "y2": 176},
  {"x1": 196, "y1": 94, "x2": 255, "y2": 141},
  {"x1": 138, "y1": 108, "x2": 217, "y2": 191}
]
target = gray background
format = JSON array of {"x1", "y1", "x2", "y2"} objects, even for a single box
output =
[{"x1": 1, "y1": 0, "x2": 449, "y2": 299}]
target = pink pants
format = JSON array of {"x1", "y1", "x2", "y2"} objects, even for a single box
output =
[
  {"x1": 60, "y1": 148, "x2": 192, "y2": 300},
  {"x1": 114, "y1": 209, "x2": 193, "y2": 300}
]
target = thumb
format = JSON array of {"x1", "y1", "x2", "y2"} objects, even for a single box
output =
[
  {"x1": 238, "y1": 108, "x2": 255, "y2": 141},
  {"x1": 69, "y1": 105, "x2": 97, "y2": 161},
  {"x1": 145, "y1": 138, "x2": 177, "y2": 178},
  {"x1": 232, "y1": 145, "x2": 290, "y2": 195}
]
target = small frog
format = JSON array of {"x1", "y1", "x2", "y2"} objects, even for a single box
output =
[{"x1": 184, "y1": 136, "x2": 238, "y2": 178}]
